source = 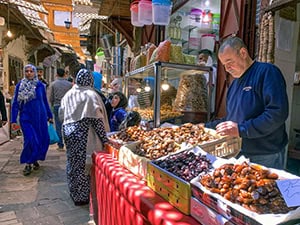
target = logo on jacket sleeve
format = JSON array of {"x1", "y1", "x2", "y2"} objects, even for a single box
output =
[{"x1": 243, "y1": 86, "x2": 252, "y2": 91}]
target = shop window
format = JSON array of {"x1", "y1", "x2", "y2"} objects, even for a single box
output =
[{"x1": 54, "y1": 11, "x2": 71, "y2": 27}]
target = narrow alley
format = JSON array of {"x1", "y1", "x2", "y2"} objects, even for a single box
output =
[{"x1": 0, "y1": 136, "x2": 94, "y2": 225}]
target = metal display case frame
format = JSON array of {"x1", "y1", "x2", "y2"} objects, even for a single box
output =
[{"x1": 124, "y1": 61, "x2": 213, "y2": 128}]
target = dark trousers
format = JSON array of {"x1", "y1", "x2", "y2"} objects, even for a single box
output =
[{"x1": 53, "y1": 105, "x2": 64, "y2": 148}]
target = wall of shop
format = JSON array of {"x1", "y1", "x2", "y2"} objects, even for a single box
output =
[
  {"x1": 3, "y1": 36, "x2": 27, "y2": 92},
  {"x1": 273, "y1": 3, "x2": 300, "y2": 147}
]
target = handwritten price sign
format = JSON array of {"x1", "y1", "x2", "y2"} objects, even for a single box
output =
[{"x1": 277, "y1": 179, "x2": 300, "y2": 207}]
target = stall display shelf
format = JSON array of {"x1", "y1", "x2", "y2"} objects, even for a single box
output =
[{"x1": 125, "y1": 61, "x2": 214, "y2": 128}]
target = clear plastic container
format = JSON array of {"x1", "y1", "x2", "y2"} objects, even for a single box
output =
[
  {"x1": 152, "y1": 0, "x2": 172, "y2": 26},
  {"x1": 130, "y1": 1, "x2": 144, "y2": 27},
  {"x1": 138, "y1": 0, "x2": 152, "y2": 25},
  {"x1": 201, "y1": 34, "x2": 216, "y2": 51}
]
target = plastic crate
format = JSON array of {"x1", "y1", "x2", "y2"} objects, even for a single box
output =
[{"x1": 199, "y1": 136, "x2": 241, "y2": 159}]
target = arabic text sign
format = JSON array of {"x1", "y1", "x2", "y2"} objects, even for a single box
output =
[{"x1": 277, "y1": 179, "x2": 300, "y2": 207}]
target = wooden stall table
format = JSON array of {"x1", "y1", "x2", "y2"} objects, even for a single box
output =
[{"x1": 90, "y1": 152, "x2": 200, "y2": 225}]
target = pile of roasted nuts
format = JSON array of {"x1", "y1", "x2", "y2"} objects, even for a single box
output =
[
  {"x1": 153, "y1": 150, "x2": 212, "y2": 181},
  {"x1": 109, "y1": 123, "x2": 221, "y2": 159},
  {"x1": 200, "y1": 162, "x2": 295, "y2": 214}
]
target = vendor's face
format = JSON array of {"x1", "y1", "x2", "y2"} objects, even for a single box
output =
[
  {"x1": 25, "y1": 67, "x2": 35, "y2": 80},
  {"x1": 198, "y1": 53, "x2": 208, "y2": 66},
  {"x1": 111, "y1": 95, "x2": 121, "y2": 108},
  {"x1": 218, "y1": 46, "x2": 247, "y2": 78}
]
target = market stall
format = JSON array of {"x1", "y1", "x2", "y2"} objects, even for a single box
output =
[
  {"x1": 90, "y1": 123, "x2": 300, "y2": 225},
  {"x1": 90, "y1": 152, "x2": 200, "y2": 225}
]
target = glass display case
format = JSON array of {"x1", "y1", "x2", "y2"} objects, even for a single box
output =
[{"x1": 124, "y1": 61, "x2": 213, "y2": 128}]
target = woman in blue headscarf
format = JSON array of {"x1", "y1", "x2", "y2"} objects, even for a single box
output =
[
  {"x1": 60, "y1": 68, "x2": 110, "y2": 206},
  {"x1": 11, "y1": 64, "x2": 53, "y2": 176}
]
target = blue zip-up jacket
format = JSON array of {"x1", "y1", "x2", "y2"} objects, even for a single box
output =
[
  {"x1": 110, "y1": 107, "x2": 127, "y2": 132},
  {"x1": 206, "y1": 61, "x2": 288, "y2": 155}
]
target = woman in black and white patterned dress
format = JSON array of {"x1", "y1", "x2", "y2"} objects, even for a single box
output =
[{"x1": 59, "y1": 69, "x2": 110, "y2": 205}]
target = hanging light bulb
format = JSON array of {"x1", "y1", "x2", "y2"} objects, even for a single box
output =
[
  {"x1": 161, "y1": 72, "x2": 169, "y2": 91},
  {"x1": 7, "y1": 3, "x2": 13, "y2": 38},
  {"x1": 136, "y1": 87, "x2": 142, "y2": 93},
  {"x1": 204, "y1": 0, "x2": 210, "y2": 7},
  {"x1": 144, "y1": 79, "x2": 151, "y2": 92},
  {"x1": 7, "y1": 30, "x2": 12, "y2": 38},
  {"x1": 161, "y1": 80, "x2": 169, "y2": 91}
]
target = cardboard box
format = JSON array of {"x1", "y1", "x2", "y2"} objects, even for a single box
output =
[
  {"x1": 118, "y1": 142, "x2": 149, "y2": 179},
  {"x1": 147, "y1": 161, "x2": 191, "y2": 214},
  {"x1": 191, "y1": 166, "x2": 300, "y2": 225},
  {"x1": 190, "y1": 197, "x2": 234, "y2": 225},
  {"x1": 146, "y1": 147, "x2": 227, "y2": 215},
  {"x1": 105, "y1": 143, "x2": 119, "y2": 160}
]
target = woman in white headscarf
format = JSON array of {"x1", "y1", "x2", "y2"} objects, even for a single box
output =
[
  {"x1": 11, "y1": 64, "x2": 53, "y2": 176},
  {"x1": 59, "y1": 68, "x2": 109, "y2": 206}
]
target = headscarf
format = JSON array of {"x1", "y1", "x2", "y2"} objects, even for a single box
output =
[
  {"x1": 76, "y1": 69, "x2": 94, "y2": 87},
  {"x1": 60, "y1": 68, "x2": 110, "y2": 131},
  {"x1": 17, "y1": 64, "x2": 39, "y2": 104},
  {"x1": 113, "y1": 91, "x2": 128, "y2": 109}
]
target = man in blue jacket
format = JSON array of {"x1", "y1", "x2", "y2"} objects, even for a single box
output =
[{"x1": 205, "y1": 36, "x2": 289, "y2": 169}]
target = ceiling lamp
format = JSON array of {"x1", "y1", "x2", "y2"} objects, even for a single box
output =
[
  {"x1": 161, "y1": 73, "x2": 169, "y2": 91},
  {"x1": 144, "y1": 79, "x2": 151, "y2": 92},
  {"x1": 7, "y1": 3, "x2": 12, "y2": 38},
  {"x1": 190, "y1": 8, "x2": 202, "y2": 23}
]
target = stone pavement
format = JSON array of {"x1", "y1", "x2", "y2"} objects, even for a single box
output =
[{"x1": 0, "y1": 136, "x2": 95, "y2": 225}]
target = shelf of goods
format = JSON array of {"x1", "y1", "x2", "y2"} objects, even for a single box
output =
[{"x1": 124, "y1": 61, "x2": 214, "y2": 128}]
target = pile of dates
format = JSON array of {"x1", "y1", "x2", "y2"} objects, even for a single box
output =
[
  {"x1": 109, "y1": 126, "x2": 146, "y2": 143},
  {"x1": 200, "y1": 162, "x2": 295, "y2": 214},
  {"x1": 153, "y1": 151, "x2": 212, "y2": 182}
]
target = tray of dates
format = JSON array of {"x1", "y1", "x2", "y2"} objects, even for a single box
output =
[
  {"x1": 146, "y1": 146, "x2": 228, "y2": 215},
  {"x1": 190, "y1": 159, "x2": 300, "y2": 225},
  {"x1": 107, "y1": 126, "x2": 147, "y2": 149}
]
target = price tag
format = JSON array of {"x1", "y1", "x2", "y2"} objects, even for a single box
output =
[{"x1": 276, "y1": 179, "x2": 300, "y2": 207}]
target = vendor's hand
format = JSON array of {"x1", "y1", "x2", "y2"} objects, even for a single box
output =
[
  {"x1": 48, "y1": 118, "x2": 54, "y2": 124},
  {"x1": 216, "y1": 121, "x2": 239, "y2": 137},
  {"x1": 1, "y1": 121, "x2": 7, "y2": 126}
]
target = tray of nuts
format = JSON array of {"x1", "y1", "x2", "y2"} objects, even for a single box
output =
[
  {"x1": 146, "y1": 146, "x2": 227, "y2": 215},
  {"x1": 190, "y1": 160, "x2": 300, "y2": 225}
]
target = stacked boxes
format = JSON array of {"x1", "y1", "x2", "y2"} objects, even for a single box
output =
[{"x1": 147, "y1": 161, "x2": 191, "y2": 214}]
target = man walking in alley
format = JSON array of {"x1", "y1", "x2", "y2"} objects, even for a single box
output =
[
  {"x1": 48, "y1": 68, "x2": 72, "y2": 151},
  {"x1": 36, "y1": 66, "x2": 49, "y2": 87}
]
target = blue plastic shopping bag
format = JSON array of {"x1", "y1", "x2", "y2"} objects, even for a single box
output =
[{"x1": 48, "y1": 123, "x2": 59, "y2": 144}]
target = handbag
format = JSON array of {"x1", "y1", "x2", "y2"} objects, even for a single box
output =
[{"x1": 48, "y1": 123, "x2": 59, "y2": 144}]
